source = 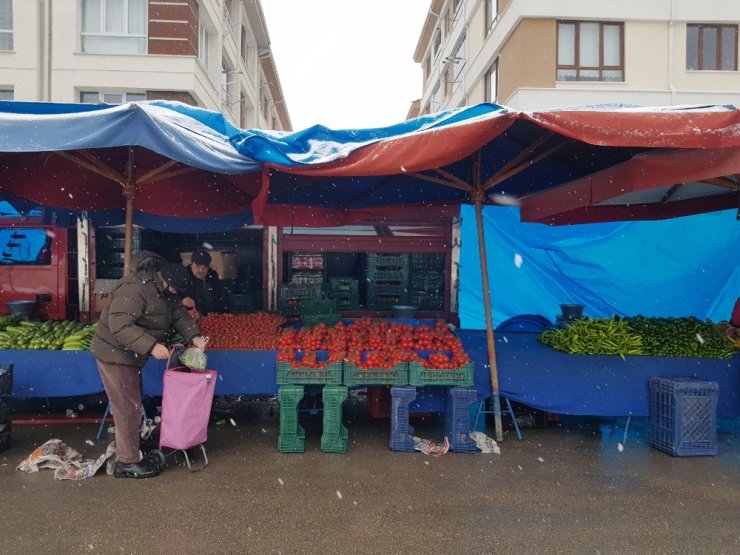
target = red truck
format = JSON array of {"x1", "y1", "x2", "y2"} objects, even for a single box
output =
[{"x1": 0, "y1": 220, "x2": 74, "y2": 321}]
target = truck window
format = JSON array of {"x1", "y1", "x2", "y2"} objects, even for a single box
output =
[{"x1": 0, "y1": 228, "x2": 53, "y2": 265}]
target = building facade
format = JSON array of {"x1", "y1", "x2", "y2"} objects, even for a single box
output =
[
  {"x1": 411, "y1": 0, "x2": 740, "y2": 116},
  {"x1": 0, "y1": 0, "x2": 291, "y2": 130}
]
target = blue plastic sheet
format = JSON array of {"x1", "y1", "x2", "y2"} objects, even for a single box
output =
[
  {"x1": 459, "y1": 330, "x2": 740, "y2": 417},
  {"x1": 459, "y1": 206, "x2": 740, "y2": 327}
]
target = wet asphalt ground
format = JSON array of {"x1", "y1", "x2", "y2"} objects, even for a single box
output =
[{"x1": 1, "y1": 396, "x2": 739, "y2": 555}]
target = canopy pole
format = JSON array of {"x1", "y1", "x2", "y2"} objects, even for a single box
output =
[
  {"x1": 472, "y1": 155, "x2": 503, "y2": 442},
  {"x1": 123, "y1": 147, "x2": 136, "y2": 276}
]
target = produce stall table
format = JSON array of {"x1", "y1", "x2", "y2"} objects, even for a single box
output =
[
  {"x1": 4, "y1": 332, "x2": 739, "y2": 418},
  {"x1": 458, "y1": 331, "x2": 740, "y2": 417},
  {"x1": 4, "y1": 349, "x2": 279, "y2": 398}
]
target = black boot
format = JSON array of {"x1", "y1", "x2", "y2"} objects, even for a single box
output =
[{"x1": 113, "y1": 458, "x2": 160, "y2": 479}]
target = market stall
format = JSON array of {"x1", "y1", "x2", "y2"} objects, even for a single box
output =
[
  {"x1": 6, "y1": 323, "x2": 738, "y2": 417},
  {"x1": 2, "y1": 100, "x2": 739, "y2": 439}
]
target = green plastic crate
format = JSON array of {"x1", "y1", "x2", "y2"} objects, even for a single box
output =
[
  {"x1": 321, "y1": 385, "x2": 348, "y2": 454},
  {"x1": 408, "y1": 362, "x2": 474, "y2": 387},
  {"x1": 278, "y1": 385, "x2": 305, "y2": 453},
  {"x1": 301, "y1": 313, "x2": 341, "y2": 327},
  {"x1": 277, "y1": 360, "x2": 343, "y2": 385},
  {"x1": 343, "y1": 362, "x2": 409, "y2": 386},
  {"x1": 300, "y1": 299, "x2": 337, "y2": 316}
]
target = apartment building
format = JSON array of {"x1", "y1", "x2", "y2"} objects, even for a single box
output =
[
  {"x1": 0, "y1": 0, "x2": 291, "y2": 131},
  {"x1": 411, "y1": 0, "x2": 740, "y2": 116}
]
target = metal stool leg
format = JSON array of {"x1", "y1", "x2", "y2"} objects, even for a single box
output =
[
  {"x1": 96, "y1": 402, "x2": 150, "y2": 441},
  {"x1": 504, "y1": 397, "x2": 522, "y2": 440},
  {"x1": 96, "y1": 402, "x2": 112, "y2": 441},
  {"x1": 472, "y1": 397, "x2": 523, "y2": 440}
]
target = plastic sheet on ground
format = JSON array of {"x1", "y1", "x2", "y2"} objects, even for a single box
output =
[
  {"x1": 16, "y1": 439, "x2": 115, "y2": 480},
  {"x1": 413, "y1": 436, "x2": 449, "y2": 456},
  {"x1": 469, "y1": 431, "x2": 501, "y2": 454}
]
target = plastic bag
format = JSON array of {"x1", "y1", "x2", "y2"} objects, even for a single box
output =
[{"x1": 179, "y1": 347, "x2": 207, "y2": 371}]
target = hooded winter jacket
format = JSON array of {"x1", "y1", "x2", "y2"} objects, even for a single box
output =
[{"x1": 91, "y1": 251, "x2": 201, "y2": 367}]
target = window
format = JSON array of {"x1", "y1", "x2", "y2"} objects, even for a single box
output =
[
  {"x1": 557, "y1": 21, "x2": 624, "y2": 82},
  {"x1": 432, "y1": 27, "x2": 442, "y2": 60},
  {"x1": 0, "y1": 0, "x2": 12, "y2": 51},
  {"x1": 445, "y1": 33, "x2": 466, "y2": 96},
  {"x1": 0, "y1": 89, "x2": 13, "y2": 101},
  {"x1": 80, "y1": 91, "x2": 146, "y2": 104},
  {"x1": 431, "y1": 82, "x2": 443, "y2": 113},
  {"x1": 222, "y1": 61, "x2": 236, "y2": 107},
  {"x1": 0, "y1": 229, "x2": 53, "y2": 266},
  {"x1": 198, "y1": 20, "x2": 210, "y2": 68},
  {"x1": 81, "y1": 0, "x2": 147, "y2": 54},
  {"x1": 240, "y1": 92, "x2": 246, "y2": 128},
  {"x1": 485, "y1": 0, "x2": 498, "y2": 34},
  {"x1": 485, "y1": 59, "x2": 498, "y2": 103},
  {"x1": 686, "y1": 24, "x2": 738, "y2": 71},
  {"x1": 241, "y1": 26, "x2": 248, "y2": 64},
  {"x1": 260, "y1": 82, "x2": 270, "y2": 121}
]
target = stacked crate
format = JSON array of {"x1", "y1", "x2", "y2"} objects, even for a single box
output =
[
  {"x1": 278, "y1": 385, "x2": 306, "y2": 453},
  {"x1": 0, "y1": 363, "x2": 12, "y2": 453},
  {"x1": 278, "y1": 283, "x2": 325, "y2": 317},
  {"x1": 300, "y1": 299, "x2": 341, "y2": 327},
  {"x1": 321, "y1": 385, "x2": 348, "y2": 453},
  {"x1": 329, "y1": 278, "x2": 359, "y2": 310},
  {"x1": 408, "y1": 253, "x2": 445, "y2": 311},
  {"x1": 366, "y1": 253, "x2": 409, "y2": 310},
  {"x1": 289, "y1": 253, "x2": 325, "y2": 285},
  {"x1": 649, "y1": 377, "x2": 719, "y2": 457}
]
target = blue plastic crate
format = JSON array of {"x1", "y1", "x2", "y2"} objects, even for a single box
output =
[
  {"x1": 649, "y1": 377, "x2": 719, "y2": 457},
  {"x1": 390, "y1": 386, "x2": 416, "y2": 452},
  {"x1": 445, "y1": 387, "x2": 478, "y2": 453}
]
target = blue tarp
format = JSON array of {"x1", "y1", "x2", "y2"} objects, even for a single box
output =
[
  {"x1": 459, "y1": 206, "x2": 740, "y2": 326},
  {"x1": 1, "y1": 100, "x2": 738, "y2": 319}
]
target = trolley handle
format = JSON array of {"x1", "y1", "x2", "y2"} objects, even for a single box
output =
[{"x1": 165, "y1": 343, "x2": 186, "y2": 372}]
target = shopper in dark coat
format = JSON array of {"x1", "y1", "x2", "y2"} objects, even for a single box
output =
[
  {"x1": 91, "y1": 251, "x2": 207, "y2": 479},
  {"x1": 183, "y1": 248, "x2": 226, "y2": 317}
]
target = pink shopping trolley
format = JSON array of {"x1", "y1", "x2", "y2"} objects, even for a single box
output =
[{"x1": 157, "y1": 346, "x2": 217, "y2": 472}]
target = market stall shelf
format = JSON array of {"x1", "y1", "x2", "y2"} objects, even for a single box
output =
[
  {"x1": 459, "y1": 331, "x2": 740, "y2": 417},
  {"x1": 4, "y1": 334, "x2": 737, "y2": 419}
]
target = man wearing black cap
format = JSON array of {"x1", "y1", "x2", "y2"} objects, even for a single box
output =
[
  {"x1": 91, "y1": 251, "x2": 207, "y2": 479},
  {"x1": 182, "y1": 248, "x2": 226, "y2": 318}
]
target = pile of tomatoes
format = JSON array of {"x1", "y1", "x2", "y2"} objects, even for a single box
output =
[
  {"x1": 199, "y1": 312, "x2": 286, "y2": 350},
  {"x1": 276, "y1": 317, "x2": 470, "y2": 369}
]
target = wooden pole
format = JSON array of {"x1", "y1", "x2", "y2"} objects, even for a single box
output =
[
  {"x1": 123, "y1": 147, "x2": 136, "y2": 276},
  {"x1": 472, "y1": 153, "x2": 504, "y2": 442},
  {"x1": 474, "y1": 199, "x2": 503, "y2": 441}
]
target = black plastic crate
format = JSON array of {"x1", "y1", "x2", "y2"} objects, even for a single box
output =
[
  {"x1": 0, "y1": 422, "x2": 10, "y2": 454},
  {"x1": 367, "y1": 267, "x2": 408, "y2": 282},
  {"x1": 329, "y1": 278, "x2": 359, "y2": 294},
  {"x1": 367, "y1": 253, "x2": 409, "y2": 269},
  {"x1": 0, "y1": 395, "x2": 10, "y2": 423},
  {"x1": 0, "y1": 363, "x2": 12, "y2": 395},
  {"x1": 649, "y1": 377, "x2": 719, "y2": 457}
]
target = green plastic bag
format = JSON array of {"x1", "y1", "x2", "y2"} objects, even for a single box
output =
[{"x1": 179, "y1": 347, "x2": 207, "y2": 371}]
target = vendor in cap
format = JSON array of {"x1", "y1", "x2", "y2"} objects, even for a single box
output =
[
  {"x1": 182, "y1": 248, "x2": 226, "y2": 318},
  {"x1": 91, "y1": 251, "x2": 207, "y2": 479}
]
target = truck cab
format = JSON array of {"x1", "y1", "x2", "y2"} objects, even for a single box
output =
[{"x1": 0, "y1": 217, "x2": 72, "y2": 321}]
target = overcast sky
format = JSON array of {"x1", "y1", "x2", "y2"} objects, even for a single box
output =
[{"x1": 260, "y1": 0, "x2": 430, "y2": 132}]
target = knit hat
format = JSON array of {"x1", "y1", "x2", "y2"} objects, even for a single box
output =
[
  {"x1": 191, "y1": 248, "x2": 212, "y2": 266},
  {"x1": 160, "y1": 263, "x2": 192, "y2": 291}
]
